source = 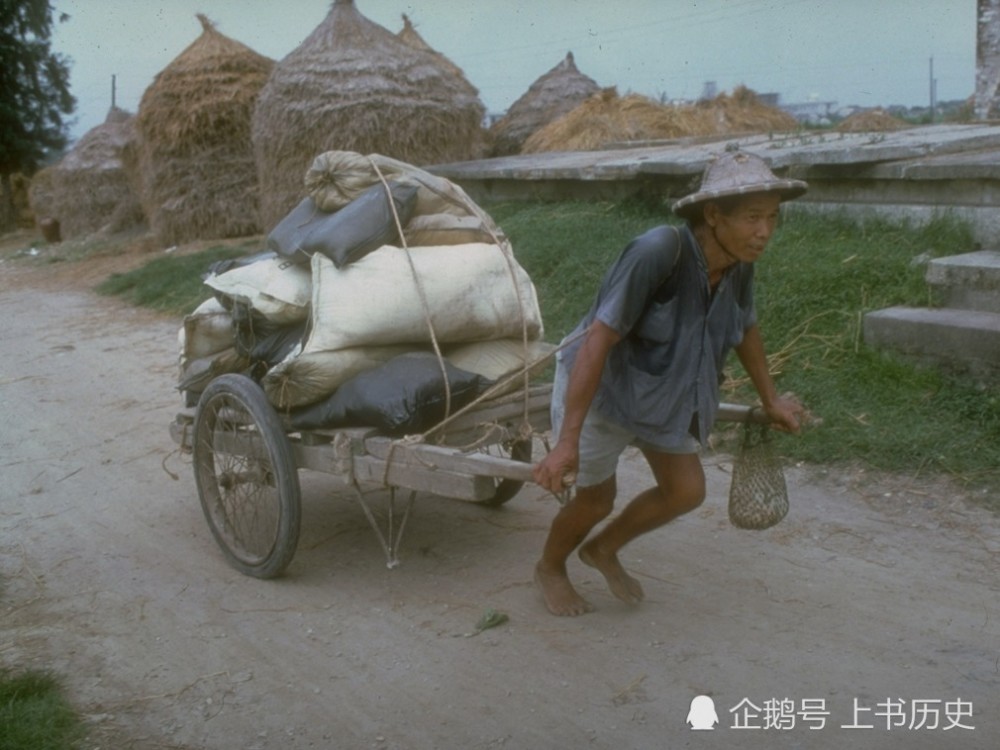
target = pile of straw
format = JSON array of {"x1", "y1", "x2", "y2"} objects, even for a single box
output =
[
  {"x1": 251, "y1": 0, "x2": 486, "y2": 229},
  {"x1": 28, "y1": 107, "x2": 144, "y2": 240},
  {"x1": 522, "y1": 85, "x2": 799, "y2": 154},
  {"x1": 701, "y1": 85, "x2": 799, "y2": 134},
  {"x1": 136, "y1": 14, "x2": 273, "y2": 245},
  {"x1": 836, "y1": 108, "x2": 908, "y2": 132},
  {"x1": 489, "y1": 52, "x2": 600, "y2": 156},
  {"x1": 522, "y1": 88, "x2": 712, "y2": 153}
]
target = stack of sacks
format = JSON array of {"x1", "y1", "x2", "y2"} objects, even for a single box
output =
[
  {"x1": 176, "y1": 252, "x2": 311, "y2": 403},
  {"x1": 177, "y1": 296, "x2": 244, "y2": 403},
  {"x1": 177, "y1": 150, "x2": 553, "y2": 434}
]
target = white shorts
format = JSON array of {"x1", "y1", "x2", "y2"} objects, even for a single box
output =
[{"x1": 550, "y1": 360, "x2": 699, "y2": 488}]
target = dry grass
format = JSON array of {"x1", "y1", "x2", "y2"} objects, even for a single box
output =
[
  {"x1": 251, "y1": 0, "x2": 487, "y2": 229},
  {"x1": 136, "y1": 14, "x2": 273, "y2": 246},
  {"x1": 705, "y1": 85, "x2": 800, "y2": 133},
  {"x1": 522, "y1": 85, "x2": 799, "y2": 153},
  {"x1": 836, "y1": 108, "x2": 909, "y2": 132}
]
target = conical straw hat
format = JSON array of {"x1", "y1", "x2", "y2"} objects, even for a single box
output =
[{"x1": 673, "y1": 151, "x2": 807, "y2": 218}]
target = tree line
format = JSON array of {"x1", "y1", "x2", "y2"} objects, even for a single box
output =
[{"x1": 0, "y1": 0, "x2": 75, "y2": 233}]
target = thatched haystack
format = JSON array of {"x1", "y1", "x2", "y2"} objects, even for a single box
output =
[
  {"x1": 489, "y1": 52, "x2": 600, "y2": 156},
  {"x1": 522, "y1": 85, "x2": 798, "y2": 153},
  {"x1": 836, "y1": 107, "x2": 909, "y2": 132},
  {"x1": 26, "y1": 168, "x2": 57, "y2": 228},
  {"x1": 396, "y1": 13, "x2": 466, "y2": 80},
  {"x1": 2, "y1": 173, "x2": 35, "y2": 229},
  {"x1": 252, "y1": 0, "x2": 487, "y2": 229},
  {"x1": 136, "y1": 14, "x2": 273, "y2": 246},
  {"x1": 28, "y1": 106, "x2": 145, "y2": 240}
]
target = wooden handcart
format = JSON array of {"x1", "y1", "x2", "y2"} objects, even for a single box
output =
[{"x1": 170, "y1": 373, "x2": 764, "y2": 578}]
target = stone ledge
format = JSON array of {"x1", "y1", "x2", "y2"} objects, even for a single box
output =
[
  {"x1": 926, "y1": 251, "x2": 1000, "y2": 313},
  {"x1": 863, "y1": 306, "x2": 1000, "y2": 381}
]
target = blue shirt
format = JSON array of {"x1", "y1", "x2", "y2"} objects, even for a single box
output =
[{"x1": 557, "y1": 223, "x2": 756, "y2": 448}]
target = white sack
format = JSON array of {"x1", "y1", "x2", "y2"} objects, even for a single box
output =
[
  {"x1": 402, "y1": 214, "x2": 496, "y2": 247},
  {"x1": 179, "y1": 297, "x2": 233, "y2": 364},
  {"x1": 204, "y1": 256, "x2": 311, "y2": 324},
  {"x1": 262, "y1": 346, "x2": 415, "y2": 410},
  {"x1": 444, "y1": 339, "x2": 557, "y2": 396},
  {"x1": 444, "y1": 338, "x2": 556, "y2": 380},
  {"x1": 305, "y1": 243, "x2": 543, "y2": 353}
]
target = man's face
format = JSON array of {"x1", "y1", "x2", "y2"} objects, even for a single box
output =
[{"x1": 707, "y1": 193, "x2": 782, "y2": 263}]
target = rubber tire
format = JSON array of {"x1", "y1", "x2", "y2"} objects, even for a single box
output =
[
  {"x1": 477, "y1": 438, "x2": 532, "y2": 508},
  {"x1": 192, "y1": 374, "x2": 301, "y2": 578}
]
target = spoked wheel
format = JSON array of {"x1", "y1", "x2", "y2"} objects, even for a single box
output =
[
  {"x1": 192, "y1": 374, "x2": 301, "y2": 578},
  {"x1": 477, "y1": 436, "x2": 532, "y2": 508}
]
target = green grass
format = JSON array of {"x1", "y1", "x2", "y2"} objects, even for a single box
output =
[
  {"x1": 92, "y1": 203, "x2": 1000, "y2": 502},
  {"x1": 0, "y1": 669, "x2": 84, "y2": 750},
  {"x1": 738, "y1": 211, "x2": 999, "y2": 484},
  {"x1": 488, "y1": 198, "x2": 679, "y2": 338},
  {"x1": 95, "y1": 244, "x2": 251, "y2": 313}
]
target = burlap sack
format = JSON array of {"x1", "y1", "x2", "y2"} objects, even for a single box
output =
[
  {"x1": 261, "y1": 346, "x2": 415, "y2": 410},
  {"x1": 304, "y1": 243, "x2": 542, "y2": 353},
  {"x1": 444, "y1": 339, "x2": 555, "y2": 395},
  {"x1": 179, "y1": 297, "x2": 233, "y2": 364},
  {"x1": 302, "y1": 150, "x2": 505, "y2": 242},
  {"x1": 204, "y1": 256, "x2": 311, "y2": 324}
]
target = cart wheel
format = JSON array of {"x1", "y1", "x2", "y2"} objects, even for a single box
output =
[
  {"x1": 478, "y1": 437, "x2": 532, "y2": 507},
  {"x1": 192, "y1": 374, "x2": 301, "y2": 578}
]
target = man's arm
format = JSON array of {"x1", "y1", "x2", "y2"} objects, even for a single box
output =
[
  {"x1": 734, "y1": 324, "x2": 805, "y2": 433},
  {"x1": 533, "y1": 320, "x2": 621, "y2": 493}
]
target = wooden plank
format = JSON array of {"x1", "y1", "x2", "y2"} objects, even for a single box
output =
[
  {"x1": 293, "y1": 439, "x2": 497, "y2": 501},
  {"x1": 352, "y1": 455, "x2": 495, "y2": 501},
  {"x1": 362, "y1": 436, "x2": 535, "y2": 483},
  {"x1": 292, "y1": 440, "x2": 354, "y2": 478}
]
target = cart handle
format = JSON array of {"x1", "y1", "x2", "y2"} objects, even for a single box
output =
[{"x1": 716, "y1": 402, "x2": 771, "y2": 425}]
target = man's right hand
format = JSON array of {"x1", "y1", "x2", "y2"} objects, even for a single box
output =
[{"x1": 533, "y1": 440, "x2": 579, "y2": 495}]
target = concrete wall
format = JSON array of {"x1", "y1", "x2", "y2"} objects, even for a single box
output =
[{"x1": 976, "y1": 0, "x2": 1000, "y2": 119}]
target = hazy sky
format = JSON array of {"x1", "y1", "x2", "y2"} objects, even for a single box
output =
[{"x1": 51, "y1": 0, "x2": 977, "y2": 143}]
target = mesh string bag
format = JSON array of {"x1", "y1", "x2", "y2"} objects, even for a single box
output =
[{"x1": 728, "y1": 421, "x2": 789, "y2": 530}]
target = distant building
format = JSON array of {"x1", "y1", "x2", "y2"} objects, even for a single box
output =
[{"x1": 780, "y1": 100, "x2": 838, "y2": 125}]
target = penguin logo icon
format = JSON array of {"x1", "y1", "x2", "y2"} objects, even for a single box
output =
[{"x1": 687, "y1": 695, "x2": 719, "y2": 730}]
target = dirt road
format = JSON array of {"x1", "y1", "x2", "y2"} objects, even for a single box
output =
[{"x1": 1, "y1": 259, "x2": 998, "y2": 749}]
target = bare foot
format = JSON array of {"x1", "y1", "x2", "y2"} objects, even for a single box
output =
[
  {"x1": 578, "y1": 541, "x2": 644, "y2": 605},
  {"x1": 534, "y1": 562, "x2": 594, "y2": 616}
]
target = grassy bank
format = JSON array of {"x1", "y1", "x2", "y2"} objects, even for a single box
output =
[
  {"x1": 92, "y1": 203, "x2": 1000, "y2": 500},
  {"x1": 94, "y1": 243, "x2": 252, "y2": 313}
]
